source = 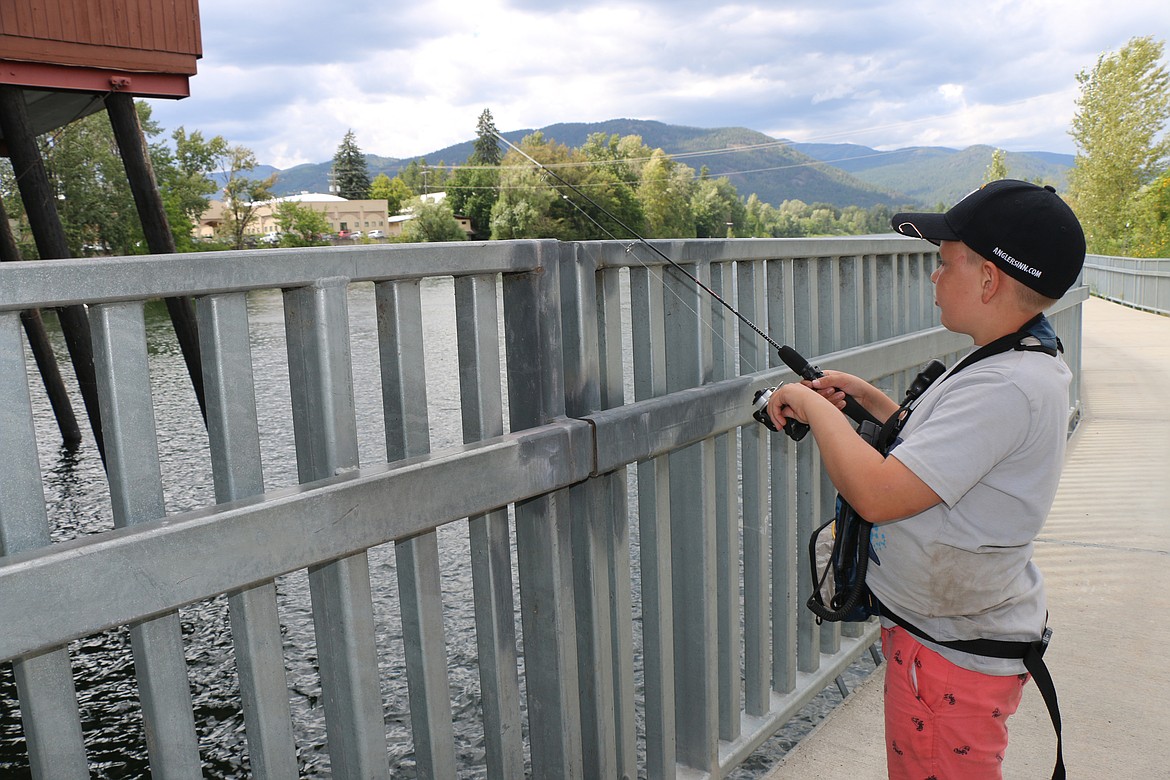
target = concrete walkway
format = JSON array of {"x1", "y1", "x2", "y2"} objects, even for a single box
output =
[{"x1": 763, "y1": 297, "x2": 1170, "y2": 779}]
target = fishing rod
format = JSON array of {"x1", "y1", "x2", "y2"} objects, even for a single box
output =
[{"x1": 492, "y1": 131, "x2": 879, "y2": 438}]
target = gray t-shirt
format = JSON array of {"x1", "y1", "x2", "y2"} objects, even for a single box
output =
[{"x1": 868, "y1": 347, "x2": 1071, "y2": 674}]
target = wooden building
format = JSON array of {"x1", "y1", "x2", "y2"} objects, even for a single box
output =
[{"x1": 0, "y1": 0, "x2": 202, "y2": 149}]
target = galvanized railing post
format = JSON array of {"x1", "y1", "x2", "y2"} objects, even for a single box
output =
[
  {"x1": 283, "y1": 278, "x2": 388, "y2": 779},
  {"x1": 196, "y1": 291, "x2": 299, "y2": 779},
  {"x1": 711, "y1": 258, "x2": 742, "y2": 743},
  {"x1": 767, "y1": 257, "x2": 798, "y2": 695},
  {"x1": 454, "y1": 272, "x2": 524, "y2": 780},
  {"x1": 737, "y1": 258, "x2": 771, "y2": 717},
  {"x1": 502, "y1": 246, "x2": 583, "y2": 779},
  {"x1": 596, "y1": 259, "x2": 637, "y2": 778},
  {"x1": 560, "y1": 243, "x2": 620, "y2": 779},
  {"x1": 561, "y1": 243, "x2": 638, "y2": 778},
  {"x1": 376, "y1": 278, "x2": 458, "y2": 779},
  {"x1": 664, "y1": 255, "x2": 718, "y2": 773},
  {"x1": 790, "y1": 259, "x2": 822, "y2": 675},
  {"x1": 90, "y1": 300, "x2": 203, "y2": 778},
  {"x1": 628, "y1": 263, "x2": 677, "y2": 779},
  {"x1": 0, "y1": 311, "x2": 89, "y2": 779}
]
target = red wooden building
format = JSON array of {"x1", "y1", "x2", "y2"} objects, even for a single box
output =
[{"x1": 0, "y1": 0, "x2": 201, "y2": 147}]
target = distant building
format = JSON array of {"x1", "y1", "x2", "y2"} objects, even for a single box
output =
[
  {"x1": 197, "y1": 192, "x2": 390, "y2": 238},
  {"x1": 197, "y1": 191, "x2": 472, "y2": 239}
]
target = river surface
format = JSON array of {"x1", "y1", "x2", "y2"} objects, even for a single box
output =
[{"x1": 0, "y1": 278, "x2": 875, "y2": 777}]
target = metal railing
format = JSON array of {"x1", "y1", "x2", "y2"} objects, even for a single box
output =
[
  {"x1": 0, "y1": 237, "x2": 1086, "y2": 779},
  {"x1": 1084, "y1": 254, "x2": 1170, "y2": 316}
]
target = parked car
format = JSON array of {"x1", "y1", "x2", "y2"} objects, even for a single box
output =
[
  {"x1": 337, "y1": 230, "x2": 350, "y2": 239},
  {"x1": 367, "y1": 229, "x2": 385, "y2": 239},
  {"x1": 260, "y1": 232, "x2": 281, "y2": 244},
  {"x1": 349, "y1": 230, "x2": 363, "y2": 239}
]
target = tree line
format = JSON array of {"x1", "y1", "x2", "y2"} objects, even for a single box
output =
[{"x1": 2, "y1": 37, "x2": 1167, "y2": 258}]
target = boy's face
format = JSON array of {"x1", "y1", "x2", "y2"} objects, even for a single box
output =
[{"x1": 931, "y1": 241, "x2": 984, "y2": 336}]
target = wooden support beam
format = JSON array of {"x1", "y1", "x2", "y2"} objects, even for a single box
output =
[
  {"x1": 0, "y1": 195, "x2": 81, "y2": 448},
  {"x1": 0, "y1": 84, "x2": 105, "y2": 463},
  {"x1": 105, "y1": 91, "x2": 206, "y2": 422}
]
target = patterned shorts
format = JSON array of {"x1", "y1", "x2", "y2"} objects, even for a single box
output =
[{"x1": 881, "y1": 624, "x2": 1029, "y2": 779}]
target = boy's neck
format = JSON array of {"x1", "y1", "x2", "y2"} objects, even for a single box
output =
[{"x1": 970, "y1": 309, "x2": 1043, "y2": 346}]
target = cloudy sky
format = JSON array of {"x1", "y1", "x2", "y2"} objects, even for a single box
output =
[{"x1": 145, "y1": 0, "x2": 1170, "y2": 169}]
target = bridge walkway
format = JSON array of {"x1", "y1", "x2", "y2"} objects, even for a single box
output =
[{"x1": 763, "y1": 296, "x2": 1170, "y2": 779}]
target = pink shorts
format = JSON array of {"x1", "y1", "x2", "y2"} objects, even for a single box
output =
[{"x1": 881, "y1": 624, "x2": 1029, "y2": 779}]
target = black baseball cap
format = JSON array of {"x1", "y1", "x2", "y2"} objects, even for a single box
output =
[{"x1": 891, "y1": 179, "x2": 1086, "y2": 299}]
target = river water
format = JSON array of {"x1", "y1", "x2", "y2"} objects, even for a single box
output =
[{"x1": 0, "y1": 279, "x2": 875, "y2": 777}]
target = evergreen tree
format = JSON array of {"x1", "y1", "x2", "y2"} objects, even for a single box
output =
[
  {"x1": 398, "y1": 159, "x2": 432, "y2": 195},
  {"x1": 1068, "y1": 36, "x2": 1170, "y2": 254},
  {"x1": 471, "y1": 108, "x2": 502, "y2": 166},
  {"x1": 447, "y1": 108, "x2": 503, "y2": 237},
  {"x1": 984, "y1": 149, "x2": 1009, "y2": 183},
  {"x1": 332, "y1": 129, "x2": 371, "y2": 199}
]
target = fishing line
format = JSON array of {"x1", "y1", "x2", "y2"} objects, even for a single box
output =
[
  {"x1": 492, "y1": 131, "x2": 784, "y2": 371},
  {"x1": 493, "y1": 130, "x2": 883, "y2": 439}
]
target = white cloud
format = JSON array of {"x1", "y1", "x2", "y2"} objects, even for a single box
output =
[{"x1": 145, "y1": 0, "x2": 1170, "y2": 165}]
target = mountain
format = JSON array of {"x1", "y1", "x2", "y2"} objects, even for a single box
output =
[
  {"x1": 789, "y1": 143, "x2": 1076, "y2": 207},
  {"x1": 262, "y1": 118, "x2": 1074, "y2": 210}
]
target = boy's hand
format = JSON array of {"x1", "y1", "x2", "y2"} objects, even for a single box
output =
[
  {"x1": 808, "y1": 370, "x2": 899, "y2": 423},
  {"x1": 766, "y1": 381, "x2": 818, "y2": 430},
  {"x1": 808, "y1": 370, "x2": 863, "y2": 411}
]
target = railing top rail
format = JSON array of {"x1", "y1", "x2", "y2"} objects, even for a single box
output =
[
  {"x1": 0, "y1": 239, "x2": 553, "y2": 312},
  {"x1": 573, "y1": 235, "x2": 935, "y2": 269},
  {"x1": 0, "y1": 236, "x2": 935, "y2": 312}
]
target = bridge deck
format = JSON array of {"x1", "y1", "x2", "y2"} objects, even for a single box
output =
[{"x1": 763, "y1": 296, "x2": 1170, "y2": 779}]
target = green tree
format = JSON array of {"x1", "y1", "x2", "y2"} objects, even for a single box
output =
[
  {"x1": 984, "y1": 148, "x2": 1010, "y2": 182},
  {"x1": 332, "y1": 129, "x2": 371, "y2": 199},
  {"x1": 490, "y1": 133, "x2": 563, "y2": 239},
  {"x1": 400, "y1": 197, "x2": 466, "y2": 242},
  {"x1": 398, "y1": 159, "x2": 440, "y2": 195},
  {"x1": 41, "y1": 105, "x2": 148, "y2": 256},
  {"x1": 691, "y1": 176, "x2": 745, "y2": 238},
  {"x1": 445, "y1": 166, "x2": 498, "y2": 239},
  {"x1": 219, "y1": 145, "x2": 277, "y2": 249},
  {"x1": 369, "y1": 173, "x2": 415, "y2": 215},
  {"x1": 274, "y1": 201, "x2": 331, "y2": 245},
  {"x1": 471, "y1": 108, "x2": 502, "y2": 166},
  {"x1": 638, "y1": 149, "x2": 695, "y2": 238},
  {"x1": 152, "y1": 126, "x2": 230, "y2": 250},
  {"x1": 1068, "y1": 35, "x2": 1170, "y2": 254},
  {"x1": 447, "y1": 110, "x2": 503, "y2": 238},
  {"x1": 1131, "y1": 171, "x2": 1170, "y2": 256}
]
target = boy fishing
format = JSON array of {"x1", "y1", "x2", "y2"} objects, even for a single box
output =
[{"x1": 766, "y1": 179, "x2": 1084, "y2": 779}]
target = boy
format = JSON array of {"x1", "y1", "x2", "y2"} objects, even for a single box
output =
[{"x1": 767, "y1": 180, "x2": 1084, "y2": 779}]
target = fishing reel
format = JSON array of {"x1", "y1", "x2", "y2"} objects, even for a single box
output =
[
  {"x1": 752, "y1": 345, "x2": 880, "y2": 442},
  {"x1": 752, "y1": 384, "x2": 810, "y2": 441}
]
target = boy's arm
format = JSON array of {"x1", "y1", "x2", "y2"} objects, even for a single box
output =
[{"x1": 767, "y1": 382, "x2": 940, "y2": 523}]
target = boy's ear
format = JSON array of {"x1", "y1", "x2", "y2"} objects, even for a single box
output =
[{"x1": 980, "y1": 260, "x2": 1003, "y2": 304}]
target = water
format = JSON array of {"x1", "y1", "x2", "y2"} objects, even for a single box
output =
[{"x1": 0, "y1": 279, "x2": 876, "y2": 777}]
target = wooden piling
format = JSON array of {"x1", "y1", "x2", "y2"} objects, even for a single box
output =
[
  {"x1": 0, "y1": 196, "x2": 82, "y2": 448},
  {"x1": 0, "y1": 84, "x2": 106, "y2": 463},
  {"x1": 105, "y1": 92, "x2": 207, "y2": 422}
]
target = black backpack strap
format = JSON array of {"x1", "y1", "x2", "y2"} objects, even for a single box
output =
[
  {"x1": 882, "y1": 608, "x2": 1064, "y2": 780},
  {"x1": 874, "y1": 313, "x2": 1060, "y2": 453}
]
